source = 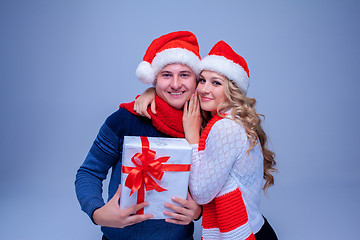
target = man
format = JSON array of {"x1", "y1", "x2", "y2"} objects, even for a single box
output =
[{"x1": 75, "y1": 31, "x2": 201, "y2": 240}]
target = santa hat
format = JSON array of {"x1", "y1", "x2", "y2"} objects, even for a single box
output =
[
  {"x1": 136, "y1": 31, "x2": 201, "y2": 84},
  {"x1": 200, "y1": 40, "x2": 250, "y2": 94}
]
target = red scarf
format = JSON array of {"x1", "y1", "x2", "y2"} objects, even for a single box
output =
[{"x1": 119, "y1": 95, "x2": 185, "y2": 138}]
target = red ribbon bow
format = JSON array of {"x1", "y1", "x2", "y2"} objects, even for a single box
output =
[{"x1": 121, "y1": 136, "x2": 191, "y2": 214}]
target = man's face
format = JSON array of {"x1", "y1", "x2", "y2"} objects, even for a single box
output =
[{"x1": 155, "y1": 63, "x2": 197, "y2": 110}]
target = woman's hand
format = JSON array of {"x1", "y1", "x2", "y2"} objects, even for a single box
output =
[
  {"x1": 134, "y1": 87, "x2": 156, "y2": 119},
  {"x1": 164, "y1": 191, "x2": 202, "y2": 225},
  {"x1": 183, "y1": 93, "x2": 201, "y2": 144}
]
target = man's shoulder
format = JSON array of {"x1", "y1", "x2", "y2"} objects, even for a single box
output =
[
  {"x1": 107, "y1": 107, "x2": 135, "y2": 121},
  {"x1": 105, "y1": 108, "x2": 159, "y2": 136},
  {"x1": 105, "y1": 108, "x2": 140, "y2": 128}
]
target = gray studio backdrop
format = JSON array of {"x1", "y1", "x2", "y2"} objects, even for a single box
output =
[{"x1": 1, "y1": 0, "x2": 359, "y2": 239}]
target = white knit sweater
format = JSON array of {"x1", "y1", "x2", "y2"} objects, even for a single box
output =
[{"x1": 189, "y1": 116, "x2": 265, "y2": 237}]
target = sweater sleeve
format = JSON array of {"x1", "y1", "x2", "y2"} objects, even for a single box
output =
[
  {"x1": 189, "y1": 118, "x2": 248, "y2": 205},
  {"x1": 75, "y1": 111, "x2": 123, "y2": 222}
]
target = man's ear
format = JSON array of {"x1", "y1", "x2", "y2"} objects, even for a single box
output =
[{"x1": 152, "y1": 79, "x2": 157, "y2": 92}]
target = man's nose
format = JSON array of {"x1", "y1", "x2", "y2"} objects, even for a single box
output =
[{"x1": 170, "y1": 76, "x2": 181, "y2": 90}]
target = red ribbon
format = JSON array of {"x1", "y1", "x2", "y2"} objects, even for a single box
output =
[{"x1": 121, "y1": 136, "x2": 191, "y2": 214}]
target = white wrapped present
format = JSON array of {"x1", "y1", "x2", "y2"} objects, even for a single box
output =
[{"x1": 120, "y1": 136, "x2": 192, "y2": 219}]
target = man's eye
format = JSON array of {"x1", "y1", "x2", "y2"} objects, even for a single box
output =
[{"x1": 181, "y1": 74, "x2": 190, "y2": 77}]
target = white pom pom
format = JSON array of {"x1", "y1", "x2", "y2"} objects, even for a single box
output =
[{"x1": 136, "y1": 61, "x2": 155, "y2": 84}]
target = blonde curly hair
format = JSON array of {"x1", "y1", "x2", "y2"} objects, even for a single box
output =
[{"x1": 202, "y1": 77, "x2": 277, "y2": 192}]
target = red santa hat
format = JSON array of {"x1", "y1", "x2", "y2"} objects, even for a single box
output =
[
  {"x1": 136, "y1": 31, "x2": 201, "y2": 84},
  {"x1": 200, "y1": 40, "x2": 250, "y2": 94}
]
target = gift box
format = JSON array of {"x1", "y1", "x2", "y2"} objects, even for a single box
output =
[{"x1": 120, "y1": 136, "x2": 192, "y2": 219}]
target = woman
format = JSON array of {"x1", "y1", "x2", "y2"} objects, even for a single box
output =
[{"x1": 135, "y1": 40, "x2": 277, "y2": 240}]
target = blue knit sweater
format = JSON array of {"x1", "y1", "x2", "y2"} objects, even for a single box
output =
[{"x1": 75, "y1": 108, "x2": 194, "y2": 240}]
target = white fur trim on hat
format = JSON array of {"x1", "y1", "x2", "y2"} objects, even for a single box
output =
[
  {"x1": 136, "y1": 61, "x2": 155, "y2": 84},
  {"x1": 136, "y1": 48, "x2": 201, "y2": 84},
  {"x1": 200, "y1": 55, "x2": 250, "y2": 94}
]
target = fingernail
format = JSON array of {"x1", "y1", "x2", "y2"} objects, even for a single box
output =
[{"x1": 164, "y1": 202, "x2": 169, "y2": 207}]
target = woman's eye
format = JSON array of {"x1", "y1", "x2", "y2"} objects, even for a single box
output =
[
  {"x1": 199, "y1": 78, "x2": 206, "y2": 83},
  {"x1": 213, "y1": 81, "x2": 222, "y2": 86},
  {"x1": 162, "y1": 73, "x2": 171, "y2": 77}
]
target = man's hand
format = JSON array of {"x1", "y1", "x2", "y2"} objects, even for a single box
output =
[
  {"x1": 93, "y1": 185, "x2": 154, "y2": 228},
  {"x1": 163, "y1": 191, "x2": 202, "y2": 225}
]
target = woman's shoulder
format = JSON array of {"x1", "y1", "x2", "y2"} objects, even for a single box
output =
[
  {"x1": 209, "y1": 116, "x2": 247, "y2": 138},
  {"x1": 213, "y1": 116, "x2": 245, "y2": 131}
]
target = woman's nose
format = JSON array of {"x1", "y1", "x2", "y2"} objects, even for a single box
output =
[{"x1": 201, "y1": 82, "x2": 211, "y2": 93}]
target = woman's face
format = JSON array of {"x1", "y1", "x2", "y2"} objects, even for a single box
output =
[{"x1": 197, "y1": 70, "x2": 227, "y2": 116}]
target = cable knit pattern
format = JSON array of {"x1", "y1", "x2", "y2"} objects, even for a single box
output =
[{"x1": 189, "y1": 116, "x2": 265, "y2": 239}]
